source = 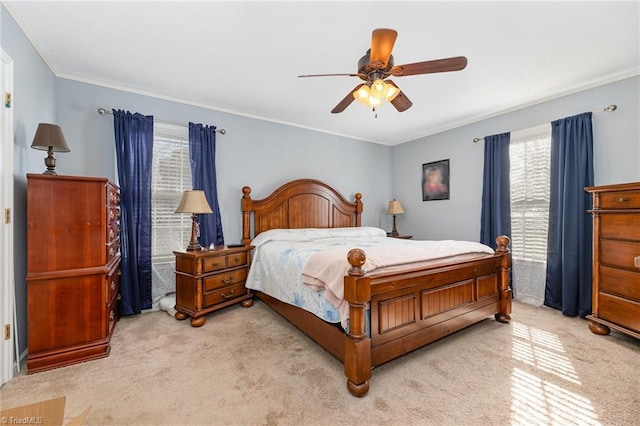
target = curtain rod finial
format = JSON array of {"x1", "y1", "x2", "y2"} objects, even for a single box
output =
[
  {"x1": 604, "y1": 104, "x2": 617, "y2": 112},
  {"x1": 473, "y1": 137, "x2": 483, "y2": 143}
]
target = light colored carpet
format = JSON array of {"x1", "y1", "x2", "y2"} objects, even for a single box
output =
[{"x1": 1, "y1": 301, "x2": 639, "y2": 425}]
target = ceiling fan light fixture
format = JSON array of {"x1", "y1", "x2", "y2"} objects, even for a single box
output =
[
  {"x1": 353, "y1": 85, "x2": 371, "y2": 105},
  {"x1": 384, "y1": 84, "x2": 400, "y2": 102},
  {"x1": 370, "y1": 79, "x2": 387, "y2": 99}
]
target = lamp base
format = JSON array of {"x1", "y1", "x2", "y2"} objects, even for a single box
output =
[
  {"x1": 185, "y1": 214, "x2": 202, "y2": 251},
  {"x1": 185, "y1": 241, "x2": 201, "y2": 251},
  {"x1": 43, "y1": 147, "x2": 58, "y2": 175},
  {"x1": 390, "y1": 214, "x2": 400, "y2": 237}
]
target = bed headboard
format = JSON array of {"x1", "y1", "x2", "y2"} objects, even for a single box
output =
[{"x1": 241, "y1": 178, "x2": 362, "y2": 244}]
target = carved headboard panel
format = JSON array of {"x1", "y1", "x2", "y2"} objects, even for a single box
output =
[{"x1": 241, "y1": 179, "x2": 362, "y2": 244}]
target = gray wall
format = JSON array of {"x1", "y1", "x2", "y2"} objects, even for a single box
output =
[
  {"x1": 392, "y1": 76, "x2": 640, "y2": 242},
  {"x1": 54, "y1": 78, "x2": 393, "y2": 243},
  {"x1": 2, "y1": 3, "x2": 57, "y2": 360}
]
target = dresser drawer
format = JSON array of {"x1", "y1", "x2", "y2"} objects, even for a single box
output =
[
  {"x1": 204, "y1": 268, "x2": 247, "y2": 292},
  {"x1": 600, "y1": 214, "x2": 640, "y2": 240},
  {"x1": 204, "y1": 282, "x2": 247, "y2": 306},
  {"x1": 600, "y1": 240, "x2": 640, "y2": 270},
  {"x1": 598, "y1": 293, "x2": 640, "y2": 334},
  {"x1": 106, "y1": 223, "x2": 120, "y2": 244},
  {"x1": 599, "y1": 266, "x2": 640, "y2": 301},
  {"x1": 106, "y1": 184, "x2": 120, "y2": 207},
  {"x1": 106, "y1": 267, "x2": 121, "y2": 302},
  {"x1": 106, "y1": 239, "x2": 120, "y2": 262},
  {"x1": 600, "y1": 191, "x2": 640, "y2": 209},
  {"x1": 107, "y1": 206, "x2": 120, "y2": 225},
  {"x1": 203, "y1": 252, "x2": 248, "y2": 272}
]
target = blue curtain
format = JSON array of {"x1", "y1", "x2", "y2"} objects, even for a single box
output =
[
  {"x1": 480, "y1": 132, "x2": 512, "y2": 248},
  {"x1": 113, "y1": 110, "x2": 154, "y2": 315},
  {"x1": 188, "y1": 122, "x2": 224, "y2": 247},
  {"x1": 544, "y1": 112, "x2": 594, "y2": 317}
]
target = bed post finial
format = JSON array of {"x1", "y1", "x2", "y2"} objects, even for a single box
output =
[
  {"x1": 354, "y1": 193, "x2": 363, "y2": 227},
  {"x1": 241, "y1": 186, "x2": 253, "y2": 245}
]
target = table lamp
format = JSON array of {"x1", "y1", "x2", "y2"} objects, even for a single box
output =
[
  {"x1": 386, "y1": 199, "x2": 405, "y2": 237},
  {"x1": 30, "y1": 123, "x2": 70, "y2": 175},
  {"x1": 175, "y1": 190, "x2": 213, "y2": 250}
]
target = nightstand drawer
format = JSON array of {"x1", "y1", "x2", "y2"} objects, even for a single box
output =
[
  {"x1": 202, "y1": 252, "x2": 248, "y2": 272},
  {"x1": 204, "y1": 268, "x2": 247, "y2": 292},
  {"x1": 204, "y1": 283, "x2": 247, "y2": 306}
]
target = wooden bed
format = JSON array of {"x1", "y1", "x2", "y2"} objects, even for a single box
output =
[{"x1": 241, "y1": 178, "x2": 512, "y2": 397}]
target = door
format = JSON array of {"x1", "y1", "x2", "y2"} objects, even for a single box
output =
[{"x1": 0, "y1": 48, "x2": 16, "y2": 386}]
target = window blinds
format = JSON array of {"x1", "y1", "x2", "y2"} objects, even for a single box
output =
[
  {"x1": 509, "y1": 133, "x2": 551, "y2": 262},
  {"x1": 151, "y1": 131, "x2": 192, "y2": 262}
]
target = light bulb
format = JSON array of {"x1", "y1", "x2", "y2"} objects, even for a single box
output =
[
  {"x1": 385, "y1": 84, "x2": 400, "y2": 102},
  {"x1": 353, "y1": 85, "x2": 371, "y2": 105},
  {"x1": 370, "y1": 79, "x2": 387, "y2": 99}
]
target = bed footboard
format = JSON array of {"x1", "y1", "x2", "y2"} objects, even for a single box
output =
[{"x1": 343, "y1": 236, "x2": 512, "y2": 397}]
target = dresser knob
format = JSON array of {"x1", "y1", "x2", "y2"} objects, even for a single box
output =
[
  {"x1": 222, "y1": 277, "x2": 232, "y2": 285},
  {"x1": 109, "y1": 311, "x2": 115, "y2": 321},
  {"x1": 111, "y1": 281, "x2": 116, "y2": 290},
  {"x1": 619, "y1": 197, "x2": 628, "y2": 203},
  {"x1": 221, "y1": 290, "x2": 235, "y2": 299},
  {"x1": 635, "y1": 256, "x2": 640, "y2": 269}
]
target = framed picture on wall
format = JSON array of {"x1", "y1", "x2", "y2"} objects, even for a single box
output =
[{"x1": 422, "y1": 159, "x2": 450, "y2": 201}]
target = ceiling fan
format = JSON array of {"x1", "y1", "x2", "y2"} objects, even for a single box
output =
[{"x1": 298, "y1": 28, "x2": 468, "y2": 114}]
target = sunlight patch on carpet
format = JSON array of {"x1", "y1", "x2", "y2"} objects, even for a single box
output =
[{"x1": 510, "y1": 321, "x2": 601, "y2": 425}]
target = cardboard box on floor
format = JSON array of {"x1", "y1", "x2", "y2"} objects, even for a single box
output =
[{"x1": 0, "y1": 396, "x2": 90, "y2": 426}]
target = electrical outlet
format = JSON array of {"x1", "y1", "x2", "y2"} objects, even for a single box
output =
[{"x1": 3, "y1": 324, "x2": 9, "y2": 340}]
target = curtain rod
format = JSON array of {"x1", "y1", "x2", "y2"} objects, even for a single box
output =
[
  {"x1": 472, "y1": 104, "x2": 617, "y2": 143},
  {"x1": 97, "y1": 108, "x2": 226, "y2": 134}
]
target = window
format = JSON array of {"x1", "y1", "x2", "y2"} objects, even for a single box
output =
[
  {"x1": 151, "y1": 123, "x2": 192, "y2": 263},
  {"x1": 509, "y1": 125, "x2": 551, "y2": 262}
]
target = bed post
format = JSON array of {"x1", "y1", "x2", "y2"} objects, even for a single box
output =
[
  {"x1": 354, "y1": 193, "x2": 363, "y2": 227},
  {"x1": 241, "y1": 186, "x2": 253, "y2": 245},
  {"x1": 494, "y1": 235, "x2": 512, "y2": 323},
  {"x1": 343, "y1": 248, "x2": 371, "y2": 397}
]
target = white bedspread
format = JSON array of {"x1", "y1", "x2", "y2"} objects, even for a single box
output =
[{"x1": 244, "y1": 227, "x2": 495, "y2": 328}]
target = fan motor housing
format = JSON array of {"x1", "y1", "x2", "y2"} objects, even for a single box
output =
[{"x1": 358, "y1": 51, "x2": 394, "y2": 81}]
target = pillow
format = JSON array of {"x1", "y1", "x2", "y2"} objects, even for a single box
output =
[{"x1": 251, "y1": 226, "x2": 386, "y2": 248}]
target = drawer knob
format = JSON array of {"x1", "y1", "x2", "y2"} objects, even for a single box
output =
[
  {"x1": 619, "y1": 197, "x2": 628, "y2": 203},
  {"x1": 222, "y1": 277, "x2": 232, "y2": 285},
  {"x1": 117, "y1": 294, "x2": 122, "y2": 301},
  {"x1": 221, "y1": 290, "x2": 235, "y2": 299},
  {"x1": 109, "y1": 310, "x2": 115, "y2": 321},
  {"x1": 635, "y1": 256, "x2": 640, "y2": 269},
  {"x1": 111, "y1": 281, "x2": 116, "y2": 290}
]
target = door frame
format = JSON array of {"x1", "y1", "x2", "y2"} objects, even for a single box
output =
[{"x1": 1, "y1": 48, "x2": 16, "y2": 386}]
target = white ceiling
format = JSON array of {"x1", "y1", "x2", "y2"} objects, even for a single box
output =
[{"x1": 4, "y1": 1, "x2": 639, "y2": 146}]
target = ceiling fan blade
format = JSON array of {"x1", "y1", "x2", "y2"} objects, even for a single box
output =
[
  {"x1": 298, "y1": 73, "x2": 362, "y2": 78},
  {"x1": 390, "y1": 56, "x2": 468, "y2": 77},
  {"x1": 369, "y1": 28, "x2": 398, "y2": 68},
  {"x1": 386, "y1": 80, "x2": 412, "y2": 112},
  {"x1": 331, "y1": 84, "x2": 364, "y2": 114}
]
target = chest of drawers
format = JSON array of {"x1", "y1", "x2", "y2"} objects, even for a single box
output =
[
  {"x1": 586, "y1": 182, "x2": 640, "y2": 339},
  {"x1": 26, "y1": 174, "x2": 121, "y2": 373},
  {"x1": 174, "y1": 245, "x2": 254, "y2": 327}
]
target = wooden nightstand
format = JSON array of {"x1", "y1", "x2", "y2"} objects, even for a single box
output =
[
  {"x1": 389, "y1": 235, "x2": 413, "y2": 239},
  {"x1": 173, "y1": 245, "x2": 254, "y2": 327}
]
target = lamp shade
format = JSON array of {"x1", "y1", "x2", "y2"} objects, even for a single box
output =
[
  {"x1": 386, "y1": 199, "x2": 405, "y2": 215},
  {"x1": 31, "y1": 123, "x2": 70, "y2": 152},
  {"x1": 175, "y1": 190, "x2": 213, "y2": 214}
]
